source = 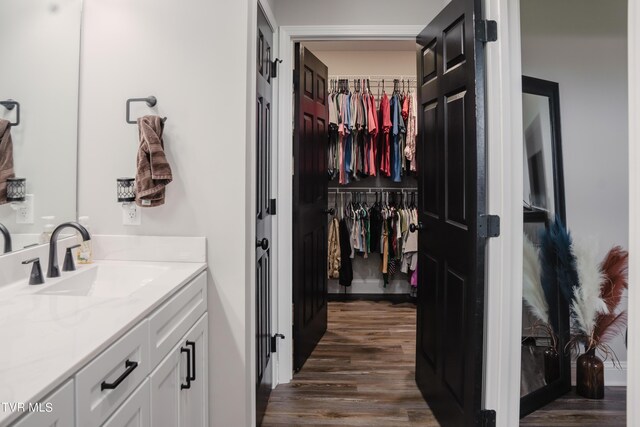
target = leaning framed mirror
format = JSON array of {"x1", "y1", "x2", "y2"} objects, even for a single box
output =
[
  {"x1": 520, "y1": 75, "x2": 571, "y2": 417},
  {"x1": 0, "y1": 0, "x2": 81, "y2": 254}
]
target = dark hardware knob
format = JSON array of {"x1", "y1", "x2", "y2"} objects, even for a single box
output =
[
  {"x1": 409, "y1": 222, "x2": 424, "y2": 233},
  {"x1": 324, "y1": 208, "x2": 336, "y2": 216},
  {"x1": 63, "y1": 244, "x2": 82, "y2": 272},
  {"x1": 256, "y1": 238, "x2": 269, "y2": 250},
  {"x1": 101, "y1": 360, "x2": 138, "y2": 390},
  {"x1": 22, "y1": 258, "x2": 44, "y2": 285},
  {"x1": 181, "y1": 346, "x2": 192, "y2": 390}
]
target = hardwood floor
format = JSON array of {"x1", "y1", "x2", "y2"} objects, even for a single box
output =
[
  {"x1": 520, "y1": 387, "x2": 626, "y2": 426},
  {"x1": 262, "y1": 300, "x2": 627, "y2": 427},
  {"x1": 262, "y1": 300, "x2": 436, "y2": 426}
]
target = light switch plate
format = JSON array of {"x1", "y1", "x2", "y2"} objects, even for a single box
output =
[
  {"x1": 121, "y1": 203, "x2": 141, "y2": 226},
  {"x1": 15, "y1": 194, "x2": 34, "y2": 224}
]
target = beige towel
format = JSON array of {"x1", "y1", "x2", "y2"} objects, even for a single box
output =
[
  {"x1": 135, "y1": 115, "x2": 172, "y2": 207},
  {"x1": 0, "y1": 119, "x2": 15, "y2": 205}
]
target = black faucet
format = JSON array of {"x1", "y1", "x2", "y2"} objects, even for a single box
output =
[
  {"x1": 0, "y1": 222, "x2": 11, "y2": 253},
  {"x1": 47, "y1": 222, "x2": 91, "y2": 278}
]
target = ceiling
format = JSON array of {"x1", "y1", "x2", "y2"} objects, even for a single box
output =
[{"x1": 303, "y1": 40, "x2": 417, "y2": 52}]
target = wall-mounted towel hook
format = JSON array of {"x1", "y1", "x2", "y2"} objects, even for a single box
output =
[
  {"x1": 126, "y1": 96, "x2": 167, "y2": 124},
  {"x1": 0, "y1": 99, "x2": 20, "y2": 126}
]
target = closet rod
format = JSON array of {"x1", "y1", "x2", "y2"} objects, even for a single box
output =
[
  {"x1": 329, "y1": 75, "x2": 418, "y2": 80},
  {"x1": 330, "y1": 187, "x2": 417, "y2": 193}
]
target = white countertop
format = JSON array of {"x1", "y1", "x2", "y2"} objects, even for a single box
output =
[{"x1": 0, "y1": 259, "x2": 207, "y2": 426}]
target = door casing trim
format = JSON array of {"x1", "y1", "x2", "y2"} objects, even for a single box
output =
[
  {"x1": 273, "y1": 25, "x2": 423, "y2": 392},
  {"x1": 271, "y1": 20, "x2": 520, "y2": 426}
]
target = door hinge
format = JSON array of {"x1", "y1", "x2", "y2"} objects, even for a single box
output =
[
  {"x1": 293, "y1": 71, "x2": 299, "y2": 91},
  {"x1": 271, "y1": 58, "x2": 283, "y2": 78},
  {"x1": 269, "y1": 198, "x2": 277, "y2": 215},
  {"x1": 271, "y1": 333, "x2": 285, "y2": 353},
  {"x1": 476, "y1": 20, "x2": 498, "y2": 43},
  {"x1": 480, "y1": 409, "x2": 496, "y2": 427},
  {"x1": 479, "y1": 214, "x2": 500, "y2": 238}
]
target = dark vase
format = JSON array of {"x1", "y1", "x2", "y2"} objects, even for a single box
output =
[
  {"x1": 543, "y1": 347, "x2": 560, "y2": 384},
  {"x1": 576, "y1": 348, "x2": 604, "y2": 399}
]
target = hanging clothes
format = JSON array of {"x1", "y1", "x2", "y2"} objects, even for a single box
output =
[
  {"x1": 365, "y1": 92, "x2": 378, "y2": 177},
  {"x1": 404, "y1": 91, "x2": 418, "y2": 172},
  {"x1": 329, "y1": 191, "x2": 419, "y2": 288},
  {"x1": 379, "y1": 93, "x2": 391, "y2": 177},
  {"x1": 328, "y1": 92, "x2": 340, "y2": 180},
  {"x1": 338, "y1": 217, "x2": 353, "y2": 287},
  {"x1": 327, "y1": 217, "x2": 341, "y2": 279}
]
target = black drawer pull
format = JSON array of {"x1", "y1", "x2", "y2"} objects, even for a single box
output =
[
  {"x1": 180, "y1": 347, "x2": 192, "y2": 390},
  {"x1": 186, "y1": 341, "x2": 196, "y2": 381},
  {"x1": 101, "y1": 360, "x2": 138, "y2": 391}
]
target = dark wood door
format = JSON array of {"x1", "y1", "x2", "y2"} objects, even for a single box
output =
[
  {"x1": 256, "y1": 6, "x2": 274, "y2": 426},
  {"x1": 414, "y1": 0, "x2": 491, "y2": 425},
  {"x1": 292, "y1": 44, "x2": 329, "y2": 372}
]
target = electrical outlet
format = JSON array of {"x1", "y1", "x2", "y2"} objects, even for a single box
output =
[
  {"x1": 121, "y1": 203, "x2": 141, "y2": 226},
  {"x1": 15, "y1": 194, "x2": 34, "y2": 224}
]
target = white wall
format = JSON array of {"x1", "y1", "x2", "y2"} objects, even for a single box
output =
[
  {"x1": 521, "y1": 0, "x2": 629, "y2": 364},
  {"x1": 309, "y1": 49, "x2": 416, "y2": 77},
  {"x1": 0, "y1": 0, "x2": 80, "y2": 244},
  {"x1": 78, "y1": 0, "x2": 253, "y2": 426},
  {"x1": 273, "y1": 0, "x2": 442, "y2": 26}
]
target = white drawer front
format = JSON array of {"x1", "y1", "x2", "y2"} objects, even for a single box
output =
[
  {"x1": 101, "y1": 379, "x2": 150, "y2": 427},
  {"x1": 12, "y1": 380, "x2": 74, "y2": 427},
  {"x1": 76, "y1": 320, "x2": 150, "y2": 427},
  {"x1": 148, "y1": 272, "x2": 207, "y2": 367}
]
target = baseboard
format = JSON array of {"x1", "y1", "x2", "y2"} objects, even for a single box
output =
[
  {"x1": 328, "y1": 293, "x2": 416, "y2": 303},
  {"x1": 570, "y1": 361, "x2": 627, "y2": 386}
]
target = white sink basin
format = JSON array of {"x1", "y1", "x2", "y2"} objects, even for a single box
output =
[{"x1": 35, "y1": 263, "x2": 171, "y2": 298}]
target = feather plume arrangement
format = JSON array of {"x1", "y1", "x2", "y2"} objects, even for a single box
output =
[
  {"x1": 598, "y1": 246, "x2": 628, "y2": 313},
  {"x1": 523, "y1": 235, "x2": 548, "y2": 325},
  {"x1": 571, "y1": 239, "x2": 608, "y2": 340},
  {"x1": 592, "y1": 247, "x2": 629, "y2": 348},
  {"x1": 539, "y1": 217, "x2": 578, "y2": 330}
]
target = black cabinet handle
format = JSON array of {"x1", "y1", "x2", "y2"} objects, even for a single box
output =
[
  {"x1": 186, "y1": 341, "x2": 196, "y2": 381},
  {"x1": 256, "y1": 238, "x2": 269, "y2": 250},
  {"x1": 101, "y1": 360, "x2": 138, "y2": 390},
  {"x1": 180, "y1": 347, "x2": 192, "y2": 390}
]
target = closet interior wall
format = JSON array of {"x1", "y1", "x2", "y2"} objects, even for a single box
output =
[{"x1": 307, "y1": 42, "x2": 418, "y2": 295}]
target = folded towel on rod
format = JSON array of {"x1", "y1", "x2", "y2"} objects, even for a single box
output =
[
  {"x1": 0, "y1": 119, "x2": 15, "y2": 205},
  {"x1": 135, "y1": 115, "x2": 172, "y2": 207}
]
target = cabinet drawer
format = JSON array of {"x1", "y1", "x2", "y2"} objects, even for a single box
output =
[
  {"x1": 12, "y1": 380, "x2": 74, "y2": 427},
  {"x1": 76, "y1": 320, "x2": 150, "y2": 427},
  {"x1": 101, "y1": 379, "x2": 150, "y2": 427},
  {"x1": 148, "y1": 272, "x2": 207, "y2": 367}
]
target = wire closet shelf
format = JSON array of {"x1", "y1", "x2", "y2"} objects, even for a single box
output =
[{"x1": 329, "y1": 75, "x2": 418, "y2": 92}]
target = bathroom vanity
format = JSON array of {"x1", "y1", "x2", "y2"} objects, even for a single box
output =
[{"x1": 0, "y1": 236, "x2": 208, "y2": 427}]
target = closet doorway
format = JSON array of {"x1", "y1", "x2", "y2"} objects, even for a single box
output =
[{"x1": 269, "y1": 0, "x2": 494, "y2": 421}]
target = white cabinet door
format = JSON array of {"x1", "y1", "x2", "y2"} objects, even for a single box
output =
[
  {"x1": 102, "y1": 379, "x2": 150, "y2": 427},
  {"x1": 149, "y1": 343, "x2": 182, "y2": 427},
  {"x1": 12, "y1": 380, "x2": 74, "y2": 427},
  {"x1": 180, "y1": 314, "x2": 208, "y2": 427}
]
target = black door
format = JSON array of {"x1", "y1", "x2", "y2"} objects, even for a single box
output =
[
  {"x1": 256, "y1": 6, "x2": 274, "y2": 425},
  {"x1": 414, "y1": 0, "x2": 492, "y2": 425},
  {"x1": 292, "y1": 44, "x2": 329, "y2": 372}
]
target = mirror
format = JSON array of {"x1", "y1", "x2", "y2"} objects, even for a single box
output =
[
  {"x1": 520, "y1": 76, "x2": 571, "y2": 416},
  {"x1": 0, "y1": 0, "x2": 82, "y2": 254}
]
